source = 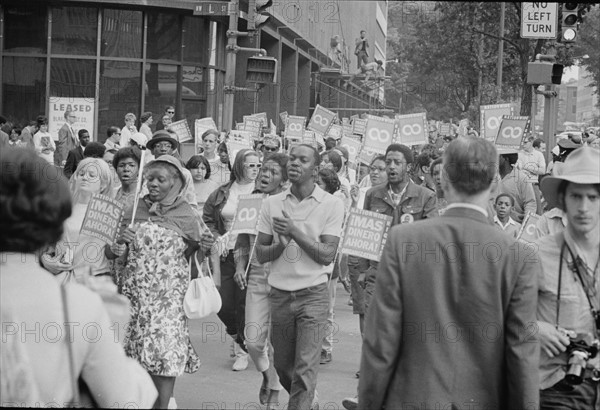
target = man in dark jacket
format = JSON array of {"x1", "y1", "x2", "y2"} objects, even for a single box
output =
[{"x1": 63, "y1": 129, "x2": 90, "y2": 178}]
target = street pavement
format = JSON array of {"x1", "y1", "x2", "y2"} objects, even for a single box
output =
[{"x1": 175, "y1": 282, "x2": 362, "y2": 410}]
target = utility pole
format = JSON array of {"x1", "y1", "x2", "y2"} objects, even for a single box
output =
[
  {"x1": 223, "y1": 0, "x2": 239, "y2": 132},
  {"x1": 496, "y1": 2, "x2": 505, "y2": 102}
]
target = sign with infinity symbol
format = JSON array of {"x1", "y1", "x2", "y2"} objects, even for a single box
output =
[
  {"x1": 495, "y1": 115, "x2": 530, "y2": 150},
  {"x1": 308, "y1": 104, "x2": 336, "y2": 135},
  {"x1": 363, "y1": 115, "x2": 396, "y2": 154},
  {"x1": 340, "y1": 137, "x2": 362, "y2": 164},
  {"x1": 516, "y1": 212, "x2": 540, "y2": 244},
  {"x1": 231, "y1": 194, "x2": 266, "y2": 234},
  {"x1": 394, "y1": 113, "x2": 428, "y2": 146},
  {"x1": 285, "y1": 116, "x2": 306, "y2": 139},
  {"x1": 480, "y1": 104, "x2": 513, "y2": 142}
]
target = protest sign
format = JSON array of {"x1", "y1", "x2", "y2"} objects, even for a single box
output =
[
  {"x1": 248, "y1": 112, "x2": 267, "y2": 126},
  {"x1": 496, "y1": 116, "x2": 530, "y2": 150},
  {"x1": 227, "y1": 140, "x2": 251, "y2": 165},
  {"x1": 326, "y1": 124, "x2": 343, "y2": 141},
  {"x1": 80, "y1": 194, "x2": 125, "y2": 246},
  {"x1": 395, "y1": 113, "x2": 428, "y2": 146},
  {"x1": 308, "y1": 104, "x2": 336, "y2": 135},
  {"x1": 352, "y1": 118, "x2": 367, "y2": 137},
  {"x1": 169, "y1": 119, "x2": 192, "y2": 143},
  {"x1": 363, "y1": 115, "x2": 395, "y2": 154},
  {"x1": 439, "y1": 123, "x2": 452, "y2": 136},
  {"x1": 342, "y1": 123, "x2": 353, "y2": 138},
  {"x1": 285, "y1": 115, "x2": 306, "y2": 139},
  {"x1": 314, "y1": 131, "x2": 325, "y2": 149},
  {"x1": 516, "y1": 212, "x2": 540, "y2": 243},
  {"x1": 195, "y1": 117, "x2": 217, "y2": 154},
  {"x1": 49, "y1": 97, "x2": 95, "y2": 142},
  {"x1": 480, "y1": 104, "x2": 513, "y2": 142},
  {"x1": 279, "y1": 111, "x2": 289, "y2": 125},
  {"x1": 230, "y1": 194, "x2": 265, "y2": 235},
  {"x1": 340, "y1": 137, "x2": 362, "y2": 164},
  {"x1": 243, "y1": 116, "x2": 263, "y2": 141},
  {"x1": 341, "y1": 208, "x2": 392, "y2": 261},
  {"x1": 229, "y1": 130, "x2": 253, "y2": 146},
  {"x1": 302, "y1": 130, "x2": 316, "y2": 147},
  {"x1": 357, "y1": 147, "x2": 379, "y2": 165}
]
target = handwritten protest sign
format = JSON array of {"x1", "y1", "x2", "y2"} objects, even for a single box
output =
[
  {"x1": 80, "y1": 194, "x2": 125, "y2": 246},
  {"x1": 341, "y1": 208, "x2": 392, "y2": 261},
  {"x1": 516, "y1": 212, "x2": 540, "y2": 243},
  {"x1": 227, "y1": 140, "x2": 251, "y2": 165},
  {"x1": 169, "y1": 119, "x2": 193, "y2": 143},
  {"x1": 230, "y1": 194, "x2": 265, "y2": 235}
]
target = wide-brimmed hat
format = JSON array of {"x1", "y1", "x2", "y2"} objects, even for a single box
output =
[
  {"x1": 540, "y1": 146, "x2": 600, "y2": 209},
  {"x1": 146, "y1": 130, "x2": 179, "y2": 151}
]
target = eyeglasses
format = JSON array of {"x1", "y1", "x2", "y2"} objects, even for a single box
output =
[
  {"x1": 245, "y1": 163, "x2": 262, "y2": 169},
  {"x1": 263, "y1": 146, "x2": 278, "y2": 152}
]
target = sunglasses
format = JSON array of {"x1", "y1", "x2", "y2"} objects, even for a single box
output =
[
  {"x1": 245, "y1": 163, "x2": 262, "y2": 169},
  {"x1": 167, "y1": 111, "x2": 175, "y2": 114},
  {"x1": 263, "y1": 146, "x2": 278, "y2": 152}
]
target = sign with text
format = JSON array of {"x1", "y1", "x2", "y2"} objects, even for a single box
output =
[
  {"x1": 231, "y1": 194, "x2": 265, "y2": 234},
  {"x1": 341, "y1": 208, "x2": 392, "y2": 261},
  {"x1": 352, "y1": 118, "x2": 367, "y2": 137},
  {"x1": 193, "y1": 1, "x2": 234, "y2": 16},
  {"x1": 302, "y1": 130, "x2": 317, "y2": 147},
  {"x1": 229, "y1": 130, "x2": 253, "y2": 146},
  {"x1": 307, "y1": 104, "x2": 336, "y2": 135},
  {"x1": 516, "y1": 212, "x2": 541, "y2": 243},
  {"x1": 480, "y1": 104, "x2": 513, "y2": 142},
  {"x1": 226, "y1": 140, "x2": 251, "y2": 165},
  {"x1": 340, "y1": 137, "x2": 362, "y2": 164},
  {"x1": 49, "y1": 97, "x2": 95, "y2": 142},
  {"x1": 243, "y1": 116, "x2": 263, "y2": 140},
  {"x1": 363, "y1": 115, "x2": 395, "y2": 154},
  {"x1": 326, "y1": 124, "x2": 343, "y2": 141},
  {"x1": 80, "y1": 194, "x2": 125, "y2": 246},
  {"x1": 521, "y1": 2, "x2": 558, "y2": 39},
  {"x1": 194, "y1": 117, "x2": 218, "y2": 154},
  {"x1": 357, "y1": 147, "x2": 379, "y2": 165},
  {"x1": 342, "y1": 123, "x2": 353, "y2": 138},
  {"x1": 285, "y1": 116, "x2": 306, "y2": 139},
  {"x1": 169, "y1": 119, "x2": 193, "y2": 143},
  {"x1": 495, "y1": 116, "x2": 530, "y2": 150},
  {"x1": 395, "y1": 113, "x2": 428, "y2": 146},
  {"x1": 439, "y1": 123, "x2": 452, "y2": 137}
]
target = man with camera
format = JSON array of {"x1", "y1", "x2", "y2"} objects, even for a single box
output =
[{"x1": 535, "y1": 146, "x2": 600, "y2": 408}]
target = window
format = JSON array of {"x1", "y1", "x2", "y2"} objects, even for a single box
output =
[
  {"x1": 101, "y1": 9, "x2": 143, "y2": 58},
  {"x1": 51, "y1": 7, "x2": 98, "y2": 55},
  {"x1": 146, "y1": 12, "x2": 182, "y2": 61},
  {"x1": 144, "y1": 64, "x2": 179, "y2": 122},
  {"x1": 4, "y1": 6, "x2": 48, "y2": 54},
  {"x1": 2, "y1": 57, "x2": 46, "y2": 126},
  {"x1": 50, "y1": 59, "x2": 96, "y2": 99},
  {"x1": 183, "y1": 16, "x2": 207, "y2": 64}
]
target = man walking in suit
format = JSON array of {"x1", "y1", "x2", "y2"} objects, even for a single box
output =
[
  {"x1": 63, "y1": 129, "x2": 90, "y2": 178},
  {"x1": 57, "y1": 110, "x2": 78, "y2": 167},
  {"x1": 358, "y1": 137, "x2": 541, "y2": 410}
]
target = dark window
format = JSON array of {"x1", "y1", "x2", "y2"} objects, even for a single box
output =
[
  {"x1": 144, "y1": 63, "x2": 179, "y2": 122},
  {"x1": 101, "y1": 9, "x2": 143, "y2": 59},
  {"x1": 183, "y1": 16, "x2": 207, "y2": 64},
  {"x1": 51, "y1": 7, "x2": 98, "y2": 55},
  {"x1": 50, "y1": 59, "x2": 96, "y2": 100},
  {"x1": 182, "y1": 66, "x2": 204, "y2": 96},
  {"x1": 146, "y1": 12, "x2": 182, "y2": 61},
  {"x1": 98, "y1": 61, "x2": 142, "y2": 142},
  {"x1": 4, "y1": 6, "x2": 48, "y2": 54},
  {"x1": 2, "y1": 57, "x2": 47, "y2": 126}
]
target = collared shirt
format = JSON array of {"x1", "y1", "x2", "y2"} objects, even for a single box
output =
[
  {"x1": 493, "y1": 215, "x2": 521, "y2": 238},
  {"x1": 207, "y1": 158, "x2": 231, "y2": 185},
  {"x1": 535, "y1": 208, "x2": 568, "y2": 239},
  {"x1": 499, "y1": 169, "x2": 537, "y2": 223},
  {"x1": 518, "y1": 149, "x2": 546, "y2": 183},
  {"x1": 536, "y1": 232, "x2": 600, "y2": 389},
  {"x1": 104, "y1": 139, "x2": 121, "y2": 151},
  {"x1": 257, "y1": 184, "x2": 344, "y2": 291},
  {"x1": 446, "y1": 202, "x2": 489, "y2": 218}
]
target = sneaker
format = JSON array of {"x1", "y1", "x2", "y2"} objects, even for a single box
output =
[
  {"x1": 342, "y1": 397, "x2": 358, "y2": 410},
  {"x1": 319, "y1": 350, "x2": 332, "y2": 364},
  {"x1": 232, "y1": 342, "x2": 249, "y2": 371},
  {"x1": 168, "y1": 397, "x2": 178, "y2": 409}
]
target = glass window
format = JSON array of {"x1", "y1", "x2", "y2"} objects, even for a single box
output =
[
  {"x1": 182, "y1": 66, "x2": 204, "y2": 97},
  {"x1": 183, "y1": 16, "x2": 207, "y2": 64},
  {"x1": 144, "y1": 64, "x2": 179, "y2": 122},
  {"x1": 101, "y1": 9, "x2": 143, "y2": 59},
  {"x1": 4, "y1": 6, "x2": 48, "y2": 54},
  {"x1": 51, "y1": 7, "x2": 98, "y2": 55},
  {"x1": 146, "y1": 12, "x2": 182, "y2": 61},
  {"x1": 98, "y1": 61, "x2": 142, "y2": 143},
  {"x1": 50, "y1": 59, "x2": 96, "y2": 100},
  {"x1": 2, "y1": 57, "x2": 47, "y2": 127}
]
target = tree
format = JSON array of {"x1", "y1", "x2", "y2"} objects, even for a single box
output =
[{"x1": 573, "y1": 6, "x2": 600, "y2": 107}]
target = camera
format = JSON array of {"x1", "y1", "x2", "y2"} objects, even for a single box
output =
[{"x1": 563, "y1": 336, "x2": 599, "y2": 386}]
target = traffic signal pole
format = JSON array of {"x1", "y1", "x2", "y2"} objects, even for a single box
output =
[{"x1": 223, "y1": 0, "x2": 239, "y2": 131}]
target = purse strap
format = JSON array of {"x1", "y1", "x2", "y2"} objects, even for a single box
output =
[
  {"x1": 188, "y1": 251, "x2": 213, "y2": 281},
  {"x1": 60, "y1": 285, "x2": 81, "y2": 406}
]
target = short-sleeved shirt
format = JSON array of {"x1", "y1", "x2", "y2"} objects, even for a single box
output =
[
  {"x1": 493, "y1": 215, "x2": 521, "y2": 238},
  {"x1": 257, "y1": 184, "x2": 344, "y2": 291}
]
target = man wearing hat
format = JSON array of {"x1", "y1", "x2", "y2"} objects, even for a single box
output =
[{"x1": 535, "y1": 146, "x2": 600, "y2": 408}]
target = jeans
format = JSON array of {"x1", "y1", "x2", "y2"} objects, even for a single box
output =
[
  {"x1": 245, "y1": 270, "x2": 282, "y2": 391},
  {"x1": 356, "y1": 50, "x2": 368, "y2": 69},
  {"x1": 269, "y1": 282, "x2": 329, "y2": 410},
  {"x1": 217, "y1": 251, "x2": 246, "y2": 349},
  {"x1": 347, "y1": 256, "x2": 368, "y2": 315},
  {"x1": 322, "y1": 279, "x2": 337, "y2": 354},
  {"x1": 540, "y1": 379, "x2": 600, "y2": 410}
]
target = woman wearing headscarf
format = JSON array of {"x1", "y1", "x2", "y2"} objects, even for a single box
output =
[
  {"x1": 41, "y1": 158, "x2": 117, "y2": 283},
  {"x1": 116, "y1": 155, "x2": 203, "y2": 408}
]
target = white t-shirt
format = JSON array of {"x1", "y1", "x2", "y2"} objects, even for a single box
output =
[{"x1": 221, "y1": 181, "x2": 255, "y2": 250}]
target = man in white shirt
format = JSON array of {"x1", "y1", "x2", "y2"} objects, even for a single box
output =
[
  {"x1": 120, "y1": 113, "x2": 137, "y2": 148},
  {"x1": 104, "y1": 126, "x2": 121, "y2": 151},
  {"x1": 518, "y1": 135, "x2": 546, "y2": 214}
]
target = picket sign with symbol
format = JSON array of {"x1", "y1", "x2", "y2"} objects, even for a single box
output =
[
  {"x1": 394, "y1": 113, "x2": 428, "y2": 146},
  {"x1": 308, "y1": 104, "x2": 336, "y2": 135},
  {"x1": 363, "y1": 114, "x2": 395, "y2": 154},
  {"x1": 226, "y1": 140, "x2": 252, "y2": 166},
  {"x1": 230, "y1": 194, "x2": 265, "y2": 235},
  {"x1": 516, "y1": 212, "x2": 540, "y2": 243},
  {"x1": 340, "y1": 137, "x2": 362, "y2": 164},
  {"x1": 480, "y1": 104, "x2": 513, "y2": 142},
  {"x1": 285, "y1": 115, "x2": 306, "y2": 139},
  {"x1": 495, "y1": 116, "x2": 530, "y2": 150}
]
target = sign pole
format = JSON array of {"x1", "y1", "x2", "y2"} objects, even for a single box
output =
[
  {"x1": 223, "y1": 0, "x2": 239, "y2": 131},
  {"x1": 129, "y1": 148, "x2": 147, "y2": 228}
]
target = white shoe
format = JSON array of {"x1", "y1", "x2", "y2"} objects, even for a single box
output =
[
  {"x1": 168, "y1": 397, "x2": 178, "y2": 409},
  {"x1": 232, "y1": 342, "x2": 249, "y2": 371}
]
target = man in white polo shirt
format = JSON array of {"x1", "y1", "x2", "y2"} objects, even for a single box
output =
[{"x1": 256, "y1": 144, "x2": 344, "y2": 410}]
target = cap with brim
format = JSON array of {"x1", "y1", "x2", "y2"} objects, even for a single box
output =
[
  {"x1": 540, "y1": 146, "x2": 600, "y2": 209},
  {"x1": 147, "y1": 130, "x2": 179, "y2": 151}
]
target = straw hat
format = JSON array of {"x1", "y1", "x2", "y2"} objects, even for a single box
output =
[{"x1": 540, "y1": 146, "x2": 600, "y2": 209}]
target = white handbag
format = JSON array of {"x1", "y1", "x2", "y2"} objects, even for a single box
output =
[{"x1": 183, "y1": 251, "x2": 222, "y2": 319}]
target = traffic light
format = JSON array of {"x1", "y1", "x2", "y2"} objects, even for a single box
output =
[
  {"x1": 527, "y1": 62, "x2": 564, "y2": 85},
  {"x1": 246, "y1": 55, "x2": 277, "y2": 84},
  {"x1": 561, "y1": 3, "x2": 579, "y2": 43},
  {"x1": 248, "y1": 0, "x2": 272, "y2": 31}
]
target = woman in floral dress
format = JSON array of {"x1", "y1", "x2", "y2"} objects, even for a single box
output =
[{"x1": 117, "y1": 155, "x2": 203, "y2": 408}]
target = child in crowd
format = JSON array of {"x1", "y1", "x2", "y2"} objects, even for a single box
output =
[{"x1": 493, "y1": 193, "x2": 521, "y2": 238}]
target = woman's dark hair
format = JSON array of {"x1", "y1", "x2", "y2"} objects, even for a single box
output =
[
  {"x1": 325, "y1": 149, "x2": 343, "y2": 173},
  {"x1": 318, "y1": 168, "x2": 341, "y2": 194},
  {"x1": 185, "y1": 155, "x2": 211, "y2": 180},
  {"x1": 113, "y1": 147, "x2": 141, "y2": 168},
  {"x1": 263, "y1": 153, "x2": 289, "y2": 181},
  {"x1": 0, "y1": 149, "x2": 72, "y2": 252},
  {"x1": 231, "y1": 149, "x2": 259, "y2": 182},
  {"x1": 36, "y1": 116, "x2": 48, "y2": 127}
]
